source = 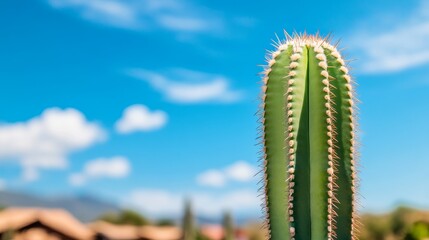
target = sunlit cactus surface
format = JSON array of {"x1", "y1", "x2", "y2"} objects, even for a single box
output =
[{"x1": 260, "y1": 33, "x2": 359, "y2": 240}]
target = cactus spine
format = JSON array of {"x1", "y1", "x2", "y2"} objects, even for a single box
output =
[{"x1": 260, "y1": 34, "x2": 358, "y2": 240}]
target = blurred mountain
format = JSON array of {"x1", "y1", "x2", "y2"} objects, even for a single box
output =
[
  {"x1": 0, "y1": 190, "x2": 120, "y2": 222},
  {"x1": 0, "y1": 191, "x2": 260, "y2": 225},
  {"x1": 196, "y1": 215, "x2": 257, "y2": 226}
]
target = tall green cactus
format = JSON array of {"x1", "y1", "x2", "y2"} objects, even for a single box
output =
[{"x1": 260, "y1": 34, "x2": 358, "y2": 240}]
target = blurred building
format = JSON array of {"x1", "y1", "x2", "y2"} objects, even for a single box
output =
[
  {"x1": 89, "y1": 221, "x2": 181, "y2": 240},
  {"x1": 0, "y1": 208, "x2": 182, "y2": 240},
  {"x1": 200, "y1": 225, "x2": 249, "y2": 240},
  {"x1": 0, "y1": 208, "x2": 95, "y2": 240},
  {"x1": 139, "y1": 225, "x2": 182, "y2": 240},
  {"x1": 234, "y1": 228, "x2": 248, "y2": 240},
  {"x1": 200, "y1": 225, "x2": 224, "y2": 240},
  {"x1": 89, "y1": 221, "x2": 140, "y2": 240}
]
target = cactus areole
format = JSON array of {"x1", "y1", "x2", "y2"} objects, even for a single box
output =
[{"x1": 261, "y1": 34, "x2": 358, "y2": 240}]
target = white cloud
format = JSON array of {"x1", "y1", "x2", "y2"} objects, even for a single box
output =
[
  {"x1": 349, "y1": 0, "x2": 429, "y2": 73},
  {"x1": 127, "y1": 189, "x2": 259, "y2": 217},
  {"x1": 196, "y1": 170, "x2": 225, "y2": 188},
  {"x1": 69, "y1": 156, "x2": 131, "y2": 186},
  {"x1": 23, "y1": 168, "x2": 39, "y2": 182},
  {"x1": 128, "y1": 189, "x2": 183, "y2": 216},
  {"x1": 157, "y1": 15, "x2": 209, "y2": 32},
  {"x1": 127, "y1": 68, "x2": 243, "y2": 104},
  {"x1": 115, "y1": 105, "x2": 167, "y2": 134},
  {"x1": 0, "y1": 179, "x2": 5, "y2": 190},
  {"x1": 225, "y1": 161, "x2": 256, "y2": 182},
  {"x1": 85, "y1": 156, "x2": 130, "y2": 177},
  {"x1": 49, "y1": 0, "x2": 138, "y2": 29},
  {"x1": 192, "y1": 190, "x2": 259, "y2": 216},
  {"x1": 0, "y1": 108, "x2": 105, "y2": 181},
  {"x1": 197, "y1": 161, "x2": 257, "y2": 188},
  {"x1": 46, "y1": 0, "x2": 224, "y2": 34},
  {"x1": 69, "y1": 173, "x2": 86, "y2": 186}
]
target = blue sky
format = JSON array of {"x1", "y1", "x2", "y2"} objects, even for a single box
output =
[{"x1": 1, "y1": 0, "x2": 429, "y2": 218}]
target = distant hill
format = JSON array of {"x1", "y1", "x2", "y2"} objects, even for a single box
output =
[
  {"x1": 0, "y1": 191, "x2": 260, "y2": 226},
  {"x1": 0, "y1": 190, "x2": 120, "y2": 222}
]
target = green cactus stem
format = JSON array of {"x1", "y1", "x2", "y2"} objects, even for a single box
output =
[{"x1": 260, "y1": 34, "x2": 358, "y2": 240}]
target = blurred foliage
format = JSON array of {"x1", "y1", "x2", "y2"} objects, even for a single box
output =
[
  {"x1": 97, "y1": 209, "x2": 150, "y2": 226},
  {"x1": 182, "y1": 200, "x2": 196, "y2": 240},
  {"x1": 196, "y1": 231, "x2": 211, "y2": 240},
  {"x1": 157, "y1": 219, "x2": 176, "y2": 226},
  {"x1": 404, "y1": 222, "x2": 429, "y2": 240},
  {"x1": 245, "y1": 222, "x2": 267, "y2": 240},
  {"x1": 1, "y1": 230, "x2": 14, "y2": 240},
  {"x1": 222, "y1": 211, "x2": 234, "y2": 240},
  {"x1": 360, "y1": 206, "x2": 429, "y2": 240}
]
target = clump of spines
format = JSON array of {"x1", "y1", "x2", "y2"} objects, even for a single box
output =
[
  {"x1": 322, "y1": 41, "x2": 360, "y2": 239},
  {"x1": 259, "y1": 33, "x2": 359, "y2": 240},
  {"x1": 314, "y1": 43, "x2": 337, "y2": 240},
  {"x1": 286, "y1": 43, "x2": 303, "y2": 240}
]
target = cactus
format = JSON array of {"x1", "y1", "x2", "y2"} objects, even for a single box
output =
[
  {"x1": 182, "y1": 199, "x2": 196, "y2": 240},
  {"x1": 260, "y1": 33, "x2": 358, "y2": 240}
]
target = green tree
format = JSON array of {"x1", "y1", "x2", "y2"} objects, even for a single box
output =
[
  {"x1": 223, "y1": 211, "x2": 234, "y2": 240},
  {"x1": 182, "y1": 199, "x2": 196, "y2": 240},
  {"x1": 358, "y1": 213, "x2": 392, "y2": 240},
  {"x1": 196, "y1": 231, "x2": 210, "y2": 240},
  {"x1": 404, "y1": 222, "x2": 429, "y2": 240},
  {"x1": 98, "y1": 209, "x2": 150, "y2": 226},
  {"x1": 391, "y1": 207, "x2": 413, "y2": 236},
  {"x1": 157, "y1": 219, "x2": 176, "y2": 226}
]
